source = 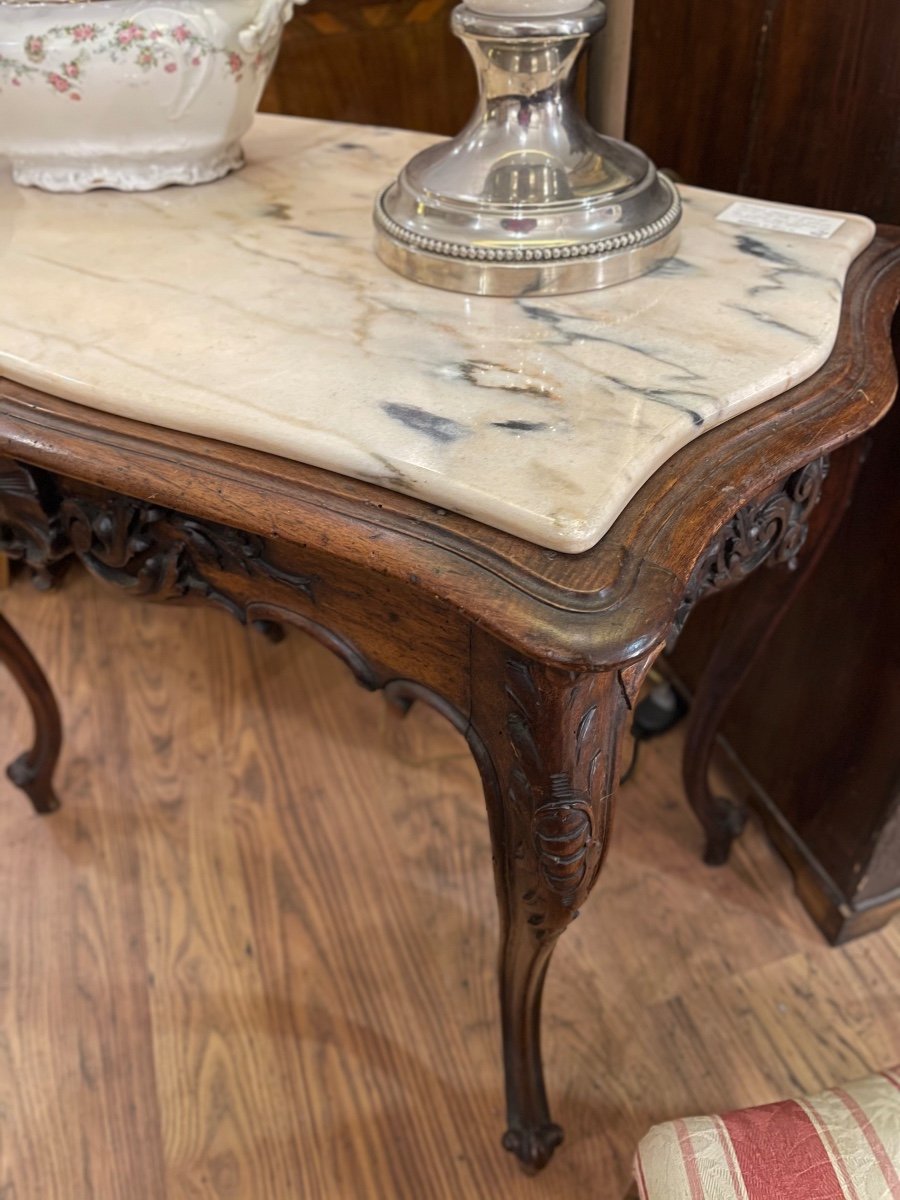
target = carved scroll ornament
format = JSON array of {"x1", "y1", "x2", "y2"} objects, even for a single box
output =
[
  {"x1": 504, "y1": 657, "x2": 606, "y2": 929},
  {"x1": 0, "y1": 460, "x2": 71, "y2": 588},
  {"x1": 671, "y1": 455, "x2": 830, "y2": 640},
  {"x1": 59, "y1": 493, "x2": 316, "y2": 626}
]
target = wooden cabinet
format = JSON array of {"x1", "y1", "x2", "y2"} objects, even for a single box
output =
[
  {"x1": 627, "y1": 0, "x2": 899, "y2": 223},
  {"x1": 261, "y1": 0, "x2": 474, "y2": 135},
  {"x1": 627, "y1": 0, "x2": 900, "y2": 940}
]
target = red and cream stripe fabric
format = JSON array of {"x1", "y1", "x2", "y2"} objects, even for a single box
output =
[{"x1": 635, "y1": 1068, "x2": 900, "y2": 1199}]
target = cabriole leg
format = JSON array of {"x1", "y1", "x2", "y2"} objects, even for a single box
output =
[
  {"x1": 0, "y1": 610, "x2": 61, "y2": 813},
  {"x1": 468, "y1": 632, "x2": 643, "y2": 1172}
]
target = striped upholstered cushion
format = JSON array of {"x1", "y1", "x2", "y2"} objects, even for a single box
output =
[{"x1": 635, "y1": 1068, "x2": 900, "y2": 1199}]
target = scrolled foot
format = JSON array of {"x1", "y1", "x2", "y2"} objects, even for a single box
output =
[
  {"x1": 702, "y1": 799, "x2": 747, "y2": 866},
  {"x1": 502, "y1": 1122, "x2": 564, "y2": 1173},
  {"x1": 0, "y1": 611, "x2": 63, "y2": 813},
  {"x1": 7, "y1": 752, "x2": 60, "y2": 814}
]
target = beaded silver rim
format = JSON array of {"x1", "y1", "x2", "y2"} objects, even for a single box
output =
[{"x1": 375, "y1": 178, "x2": 682, "y2": 266}]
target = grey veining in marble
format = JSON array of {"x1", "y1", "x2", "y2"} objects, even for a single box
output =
[{"x1": 0, "y1": 115, "x2": 873, "y2": 551}]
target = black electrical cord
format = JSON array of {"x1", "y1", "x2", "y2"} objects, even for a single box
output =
[{"x1": 620, "y1": 680, "x2": 689, "y2": 784}]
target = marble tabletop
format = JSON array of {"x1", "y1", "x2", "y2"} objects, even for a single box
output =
[{"x1": 0, "y1": 115, "x2": 873, "y2": 552}]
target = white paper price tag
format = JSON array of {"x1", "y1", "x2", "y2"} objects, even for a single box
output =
[{"x1": 717, "y1": 201, "x2": 845, "y2": 239}]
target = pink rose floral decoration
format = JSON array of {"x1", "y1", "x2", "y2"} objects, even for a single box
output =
[{"x1": 0, "y1": 16, "x2": 278, "y2": 99}]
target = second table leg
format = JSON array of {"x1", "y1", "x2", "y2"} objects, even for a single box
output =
[{"x1": 0, "y1": 608, "x2": 62, "y2": 813}]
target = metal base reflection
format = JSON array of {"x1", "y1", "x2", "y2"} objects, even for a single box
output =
[{"x1": 374, "y1": 1, "x2": 681, "y2": 297}]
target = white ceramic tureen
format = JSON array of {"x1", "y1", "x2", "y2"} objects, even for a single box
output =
[{"x1": 0, "y1": 0, "x2": 304, "y2": 190}]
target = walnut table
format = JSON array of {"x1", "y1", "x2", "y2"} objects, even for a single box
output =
[{"x1": 0, "y1": 117, "x2": 898, "y2": 1172}]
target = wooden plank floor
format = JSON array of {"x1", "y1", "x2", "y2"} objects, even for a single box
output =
[{"x1": 1, "y1": 570, "x2": 898, "y2": 1199}]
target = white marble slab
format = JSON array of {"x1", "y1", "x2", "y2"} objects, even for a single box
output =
[{"x1": 0, "y1": 115, "x2": 873, "y2": 552}]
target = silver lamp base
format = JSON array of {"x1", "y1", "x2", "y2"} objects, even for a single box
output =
[{"x1": 374, "y1": 2, "x2": 681, "y2": 298}]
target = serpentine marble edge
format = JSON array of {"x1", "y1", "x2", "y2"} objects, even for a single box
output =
[{"x1": 0, "y1": 115, "x2": 874, "y2": 552}]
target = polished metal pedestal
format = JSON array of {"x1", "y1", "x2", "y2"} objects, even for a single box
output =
[{"x1": 374, "y1": 1, "x2": 681, "y2": 297}]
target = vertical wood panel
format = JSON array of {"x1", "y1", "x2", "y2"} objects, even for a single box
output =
[
  {"x1": 262, "y1": 0, "x2": 474, "y2": 135},
  {"x1": 627, "y1": 0, "x2": 900, "y2": 221},
  {"x1": 740, "y1": 0, "x2": 900, "y2": 217},
  {"x1": 627, "y1": 0, "x2": 771, "y2": 192}
]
